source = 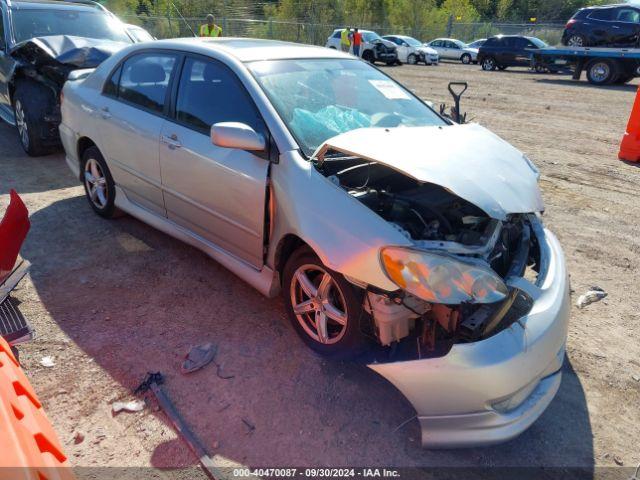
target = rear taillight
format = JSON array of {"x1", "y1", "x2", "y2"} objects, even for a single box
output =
[{"x1": 565, "y1": 18, "x2": 577, "y2": 28}]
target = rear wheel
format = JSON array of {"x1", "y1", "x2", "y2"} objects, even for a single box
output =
[
  {"x1": 407, "y1": 53, "x2": 417, "y2": 65},
  {"x1": 82, "y1": 146, "x2": 117, "y2": 218},
  {"x1": 481, "y1": 57, "x2": 496, "y2": 71},
  {"x1": 461, "y1": 53, "x2": 472, "y2": 64},
  {"x1": 586, "y1": 59, "x2": 616, "y2": 85},
  {"x1": 283, "y1": 247, "x2": 369, "y2": 360},
  {"x1": 13, "y1": 80, "x2": 56, "y2": 157},
  {"x1": 567, "y1": 34, "x2": 586, "y2": 47}
]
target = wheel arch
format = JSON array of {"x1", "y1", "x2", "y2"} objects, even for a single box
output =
[
  {"x1": 273, "y1": 233, "x2": 310, "y2": 285},
  {"x1": 76, "y1": 137, "x2": 98, "y2": 180}
]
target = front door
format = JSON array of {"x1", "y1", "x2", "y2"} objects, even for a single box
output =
[
  {"x1": 612, "y1": 7, "x2": 640, "y2": 46},
  {"x1": 159, "y1": 55, "x2": 270, "y2": 268},
  {"x1": 98, "y1": 51, "x2": 179, "y2": 216}
]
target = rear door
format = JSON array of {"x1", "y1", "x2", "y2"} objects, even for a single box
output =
[
  {"x1": 498, "y1": 37, "x2": 517, "y2": 65},
  {"x1": 430, "y1": 40, "x2": 445, "y2": 57},
  {"x1": 98, "y1": 51, "x2": 179, "y2": 216},
  {"x1": 159, "y1": 55, "x2": 270, "y2": 268},
  {"x1": 587, "y1": 7, "x2": 615, "y2": 45}
]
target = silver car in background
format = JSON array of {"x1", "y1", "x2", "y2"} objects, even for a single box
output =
[
  {"x1": 427, "y1": 38, "x2": 479, "y2": 64},
  {"x1": 59, "y1": 38, "x2": 569, "y2": 448}
]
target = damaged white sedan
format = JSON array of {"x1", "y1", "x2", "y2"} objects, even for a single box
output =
[{"x1": 60, "y1": 38, "x2": 570, "y2": 448}]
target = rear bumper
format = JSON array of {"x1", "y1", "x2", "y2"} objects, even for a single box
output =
[{"x1": 369, "y1": 222, "x2": 570, "y2": 448}]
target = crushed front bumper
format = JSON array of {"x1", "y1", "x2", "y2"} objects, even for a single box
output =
[{"x1": 369, "y1": 223, "x2": 570, "y2": 448}]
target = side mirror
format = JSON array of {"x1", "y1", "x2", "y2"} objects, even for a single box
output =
[{"x1": 211, "y1": 122, "x2": 266, "y2": 151}]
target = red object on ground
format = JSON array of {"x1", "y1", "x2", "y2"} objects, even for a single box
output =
[
  {"x1": 0, "y1": 336, "x2": 75, "y2": 478},
  {"x1": 619, "y1": 86, "x2": 640, "y2": 162},
  {"x1": 0, "y1": 190, "x2": 30, "y2": 277}
]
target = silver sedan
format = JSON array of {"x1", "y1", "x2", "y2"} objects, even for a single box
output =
[{"x1": 60, "y1": 38, "x2": 570, "y2": 448}]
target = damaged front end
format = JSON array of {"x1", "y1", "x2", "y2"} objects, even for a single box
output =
[
  {"x1": 313, "y1": 124, "x2": 570, "y2": 447},
  {"x1": 8, "y1": 35, "x2": 126, "y2": 144}
]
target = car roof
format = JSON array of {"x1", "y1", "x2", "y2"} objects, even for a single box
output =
[
  {"x1": 147, "y1": 37, "x2": 352, "y2": 62},
  {"x1": 7, "y1": 0, "x2": 102, "y2": 10}
]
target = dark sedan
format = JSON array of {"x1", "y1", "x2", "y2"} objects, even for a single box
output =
[
  {"x1": 562, "y1": 4, "x2": 640, "y2": 47},
  {"x1": 478, "y1": 35, "x2": 548, "y2": 71}
]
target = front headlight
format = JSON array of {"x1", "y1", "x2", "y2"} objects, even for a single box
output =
[{"x1": 380, "y1": 247, "x2": 508, "y2": 304}]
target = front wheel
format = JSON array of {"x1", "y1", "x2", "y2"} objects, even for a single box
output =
[
  {"x1": 407, "y1": 53, "x2": 417, "y2": 65},
  {"x1": 586, "y1": 59, "x2": 616, "y2": 85},
  {"x1": 283, "y1": 247, "x2": 369, "y2": 359},
  {"x1": 362, "y1": 50, "x2": 375, "y2": 64},
  {"x1": 13, "y1": 80, "x2": 55, "y2": 157},
  {"x1": 82, "y1": 146, "x2": 117, "y2": 218},
  {"x1": 481, "y1": 57, "x2": 496, "y2": 71},
  {"x1": 461, "y1": 53, "x2": 471, "y2": 64}
]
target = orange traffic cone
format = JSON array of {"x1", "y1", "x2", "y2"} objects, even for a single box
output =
[{"x1": 619, "y1": 86, "x2": 640, "y2": 162}]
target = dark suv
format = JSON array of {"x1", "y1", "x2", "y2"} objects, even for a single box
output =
[
  {"x1": 478, "y1": 35, "x2": 548, "y2": 71},
  {"x1": 0, "y1": 0, "x2": 132, "y2": 156},
  {"x1": 562, "y1": 4, "x2": 640, "y2": 47}
]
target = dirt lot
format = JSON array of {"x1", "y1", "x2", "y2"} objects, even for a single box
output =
[{"x1": 1, "y1": 61, "x2": 639, "y2": 475}]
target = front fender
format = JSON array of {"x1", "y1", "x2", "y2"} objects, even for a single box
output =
[{"x1": 267, "y1": 150, "x2": 411, "y2": 291}]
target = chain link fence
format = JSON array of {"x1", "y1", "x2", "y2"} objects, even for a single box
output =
[{"x1": 120, "y1": 14, "x2": 565, "y2": 46}]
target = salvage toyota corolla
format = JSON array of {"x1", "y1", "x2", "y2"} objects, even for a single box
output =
[{"x1": 60, "y1": 38, "x2": 570, "y2": 448}]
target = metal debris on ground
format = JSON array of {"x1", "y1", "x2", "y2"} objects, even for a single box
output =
[
  {"x1": 40, "y1": 356, "x2": 55, "y2": 368},
  {"x1": 576, "y1": 286, "x2": 607, "y2": 309},
  {"x1": 112, "y1": 399, "x2": 146, "y2": 414},
  {"x1": 181, "y1": 342, "x2": 217, "y2": 374}
]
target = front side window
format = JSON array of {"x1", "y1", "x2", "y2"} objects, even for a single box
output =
[
  {"x1": 248, "y1": 59, "x2": 446, "y2": 156},
  {"x1": 175, "y1": 57, "x2": 263, "y2": 134},
  {"x1": 11, "y1": 8, "x2": 132, "y2": 44},
  {"x1": 616, "y1": 8, "x2": 640, "y2": 23},
  {"x1": 116, "y1": 53, "x2": 176, "y2": 113}
]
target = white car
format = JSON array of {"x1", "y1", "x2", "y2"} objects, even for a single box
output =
[
  {"x1": 326, "y1": 29, "x2": 398, "y2": 65},
  {"x1": 426, "y1": 38, "x2": 479, "y2": 64},
  {"x1": 125, "y1": 24, "x2": 155, "y2": 43},
  {"x1": 383, "y1": 35, "x2": 439, "y2": 65}
]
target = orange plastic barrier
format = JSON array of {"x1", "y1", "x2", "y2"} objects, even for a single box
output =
[
  {"x1": 0, "y1": 337, "x2": 75, "y2": 480},
  {"x1": 619, "y1": 86, "x2": 640, "y2": 162}
]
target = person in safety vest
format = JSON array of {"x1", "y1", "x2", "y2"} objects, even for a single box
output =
[
  {"x1": 200, "y1": 14, "x2": 222, "y2": 37},
  {"x1": 340, "y1": 27, "x2": 351, "y2": 52}
]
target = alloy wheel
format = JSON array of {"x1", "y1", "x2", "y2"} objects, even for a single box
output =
[
  {"x1": 567, "y1": 35, "x2": 584, "y2": 47},
  {"x1": 84, "y1": 158, "x2": 108, "y2": 209},
  {"x1": 14, "y1": 100, "x2": 29, "y2": 150},
  {"x1": 462, "y1": 54, "x2": 471, "y2": 64},
  {"x1": 408, "y1": 54, "x2": 417, "y2": 65},
  {"x1": 289, "y1": 264, "x2": 348, "y2": 345},
  {"x1": 482, "y1": 58, "x2": 495, "y2": 70}
]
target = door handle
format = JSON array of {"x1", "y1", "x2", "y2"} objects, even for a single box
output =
[
  {"x1": 161, "y1": 134, "x2": 182, "y2": 149},
  {"x1": 100, "y1": 106, "x2": 111, "y2": 119}
]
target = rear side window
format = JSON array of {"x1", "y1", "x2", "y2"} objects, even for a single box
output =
[
  {"x1": 484, "y1": 38, "x2": 500, "y2": 47},
  {"x1": 503, "y1": 37, "x2": 516, "y2": 47},
  {"x1": 175, "y1": 57, "x2": 263, "y2": 135},
  {"x1": 588, "y1": 8, "x2": 613, "y2": 21},
  {"x1": 115, "y1": 52, "x2": 177, "y2": 114},
  {"x1": 332, "y1": 31, "x2": 341, "y2": 38}
]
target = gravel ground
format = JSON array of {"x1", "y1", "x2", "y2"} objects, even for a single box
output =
[{"x1": 1, "y1": 61, "x2": 639, "y2": 474}]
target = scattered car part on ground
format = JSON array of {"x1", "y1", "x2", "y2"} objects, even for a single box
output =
[
  {"x1": 60, "y1": 38, "x2": 569, "y2": 447},
  {"x1": 135, "y1": 372, "x2": 244, "y2": 480},
  {"x1": 562, "y1": 4, "x2": 640, "y2": 47},
  {"x1": 112, "y1": 399, "x2": 146, "y2": 414},
  {"x1": 383, "y1": 35, "x2": 439, "y2": 65},
  {"x1": 326, "y1": 28, "x2": 398, "y2": 65},
  {"x1": 0, "y1": 189, "x2": 33, "y2": 347},
  {"x1": 478, "y1": 35, "x2": 548, "y2": 71},
  {"x1": 426, "y1": 38, "x2": 478, "y2": 64},
  {"x1": 181, "y1": 343, "x2": 217, "y2": 374},
  {"x1": 576, "y1": 286, "x2": 607, "y2": 309},
  {"x1": 532, "y1": 46, "x2": 640, "y2": 85},
  {"x1": 0, "y1": 0, "x2": 133, "y2": 156}
]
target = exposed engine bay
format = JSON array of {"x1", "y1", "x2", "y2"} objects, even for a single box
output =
[{"x1": 316, "y1": 153, "x2": 539, "y2": 362}]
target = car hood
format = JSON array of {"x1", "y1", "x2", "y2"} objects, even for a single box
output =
[
  {"x1": 377, "y1": 39, "x2": 397, "y2": 49},
  {"x1": 10, "y1": 35, "x2": 129, "y2": 68},
  {"x1": 313, "y1": 124, "x2": 544, "y2": 220}
]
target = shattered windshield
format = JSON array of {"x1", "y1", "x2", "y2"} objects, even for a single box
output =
[
  {"x1": 11, "y1": 9, "x2": 132, "y2": 44},
  {"x1": 248, "y1": 59, "x2": 445, "y2": 156}
]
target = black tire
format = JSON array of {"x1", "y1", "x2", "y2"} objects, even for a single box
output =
[
  {"x1": 586, "y1": 59, "x2": 616, "y2": 85},
  {"x1": 282, "y1": 246, "x2": 369, "y2": 360},
  {"x1": 461, "y1": 53, "x2": 472, "y2": 64},
  {"x1": 481, "y1": 57, "x2": 496, "y2": 71},
  {"x1": 362, "y1": 50, "x2": 375, "y2": 63},
  {"x1": 407, "y1": 53, "x2": 417, "y2": 65},
  {"x1": 81, "y1": 146, "x2": 117, "y2": 218},
  {"x1": 566, "y1": 34, "x2": 586, "y2": 47},
  {"x1": 13, "y1": 80, "x2": 56, "y2": 157}
]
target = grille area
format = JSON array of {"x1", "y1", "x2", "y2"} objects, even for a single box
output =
[{"x1": 0, "y1": 296, "x2": 33, "y2": 345}]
